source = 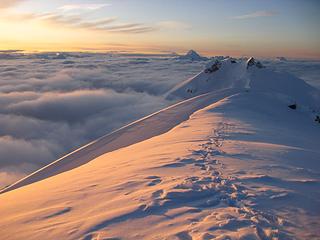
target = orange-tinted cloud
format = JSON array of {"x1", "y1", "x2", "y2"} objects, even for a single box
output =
[
  {"x1": 1, "y1": 11, "x2": 156, "y2": 34},
  {"x1": 0, "y1": 0, "x2": 25, "y2": 9}
]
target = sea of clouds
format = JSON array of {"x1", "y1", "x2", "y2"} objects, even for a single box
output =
[
  {"x1": 0, "y1": 52, "x2": 319, "y2": 188},
  {"x1": 0, "y1": 52, "x2": 205, "y2": 187}
]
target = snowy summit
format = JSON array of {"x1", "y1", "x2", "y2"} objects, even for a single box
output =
[
  {"x1": 167, "y1": 57, "x2": 320, "y2": 110},
  {"x1": 0, "y1": 56, "x2": 320, "y2": 240}
]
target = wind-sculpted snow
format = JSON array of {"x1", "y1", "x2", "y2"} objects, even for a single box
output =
[
  {"x1": 168, "y1": 58, "x2": 320, "y2": 110},
  {"x1": 1, "y1": 88, "x2": 238, "y2": 193},
  {"x1": 0, "y1": 91, "x2": 319, "y2": 239}
]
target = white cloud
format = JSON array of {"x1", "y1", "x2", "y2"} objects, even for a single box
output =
[
  {"x1": 232, "y1": 10, "x2": 278, "y2": 20},
  {"x1": 0, "y1": 11, "x2": 154, "y2": 34},
  {"x1": 58, "y1": 3, "x2": 110, "y2": 11},
  {"x1": 157, "y1": 21, "x2": 191, "y2": 30},
  {"x1": 0, "y1": 53, "x2": 205, "y2": 188}
]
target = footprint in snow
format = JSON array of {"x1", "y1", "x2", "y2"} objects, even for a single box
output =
[{"x1": 146, "y1": 176, "x2": 162, "y2": 186}]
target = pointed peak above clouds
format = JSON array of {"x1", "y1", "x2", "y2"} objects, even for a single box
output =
[{"x1": 177, "y1": 50, "x2": 208, "y2": 61}]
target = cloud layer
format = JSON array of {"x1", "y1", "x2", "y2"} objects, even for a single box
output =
[
  {"x1": 0, "y1": 53, "x2": 205, "y2": 188},
  {"x1": 232, "y1": 10, "x2": 278, "y2": 20},
  {"x1": 1, "y1": 53, "x2": 319, "y2": 188},
  {"x1": 0, "y1": 7, "x2": 155, "y2": 34},
  {"x1": 0, "y1": 0, "x2": 24, "y2": 9},
  {"x1": 59, "y1": 4, "x2": 110, "y2": 11}
]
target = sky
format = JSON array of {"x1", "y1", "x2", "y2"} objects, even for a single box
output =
[{"x1": 0, "y1": 0, "x2": 319, "y2": 58}]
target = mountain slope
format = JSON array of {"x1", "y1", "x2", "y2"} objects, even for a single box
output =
[
  {"x1": 0, "y1": 88, "x2": 238, "y2": 194},
  {"x1": 0, "y1": 89, "x2": 319, "y2": 240},
  {"x1": 167, "y1": 58, "x2": 320, "y2": 112},
  {"x1": 0, "y1": 58, "x2": 319, "y2": 240}
]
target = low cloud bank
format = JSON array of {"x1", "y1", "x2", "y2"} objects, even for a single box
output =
[
  {"x1": 0, "y1": 54, "x2": 205, "y2": 188},
  {"x1": 1, "y1": 54, "x2": 319, "y2": 188}
]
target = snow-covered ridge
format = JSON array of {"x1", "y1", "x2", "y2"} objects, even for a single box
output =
[
  {"x1": 0, "y1": 56, "x2": 319, "y2": 239},
  {"x1": 0, "y1": 88, "x2": 237, "y2": 194},
  {"x1": 0, "y1": 89, "x2": 319, "y2": 239},
  {"x1": 167, "y1": 57, "x2": 320, "y2": 112},
  {"x1": 2, "y1": 56, "x2": 320, "y2": 194}
]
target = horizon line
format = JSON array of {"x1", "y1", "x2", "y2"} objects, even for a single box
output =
[{"x1": 1, "y1": 49, "x2": 320, "y2": 61}]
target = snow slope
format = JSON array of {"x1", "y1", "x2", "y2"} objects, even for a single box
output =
[
  {"x1": 0, "y1": 58, "x2": 319, "y2": 240},
  {"x1": 0, "y1": 88, "x2": 238, "y2": 194},
  {"x1": 167, "y1": 58, "x2": 320, "y2": 112}
]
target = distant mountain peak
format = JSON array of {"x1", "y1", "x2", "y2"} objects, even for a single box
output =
[
  {"x1": 177, "y1": 50, "x2": 208, "y2": 61},
  {"x1": 186, "y1": 49, "x2": 199, "y2": 56}
]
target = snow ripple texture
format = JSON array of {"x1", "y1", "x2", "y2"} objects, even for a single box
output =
[{"x1": 86, "y1": 123, "x2": 290, "y2": 240}]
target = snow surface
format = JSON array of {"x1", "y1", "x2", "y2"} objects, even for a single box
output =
[
  {"x1": 0, "y1": 88, "x2": 238, "y2": 194},
  {"x1": 0, "y1": 56, "x2": 320, "y2": 239},
  {"x1": 167, "y1": 58, "x2": 320, "y2": 112}
]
